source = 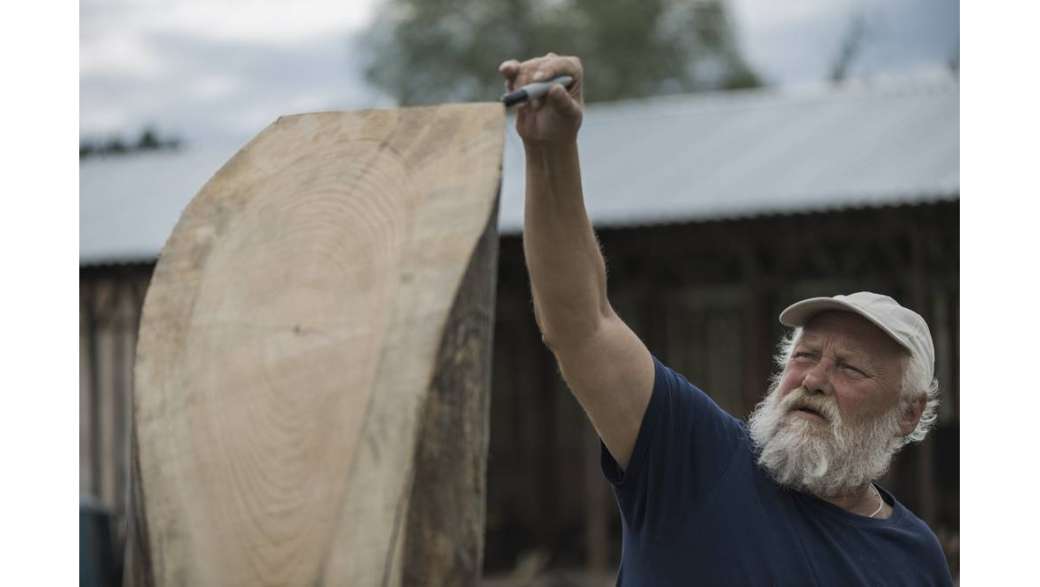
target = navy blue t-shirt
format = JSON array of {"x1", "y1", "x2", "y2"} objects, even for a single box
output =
[{"x1": 601, "y1": 356, "x2": 953, "y2": 586}]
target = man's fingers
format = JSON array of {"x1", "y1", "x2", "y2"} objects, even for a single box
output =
[
  {"x1": 498, "y1": 60, "x2": 519, "y2": 77},
  {"x1": 499, "y1": 59, "x2": 520, "y2": 91},
  {"x1": 514, "y1": 55, "x2": 578, "y2": 88},
  {"x1": 527, "y1": 56, "x2": 581, "y2": 102},
  {"x1": 501, "y1": 54, "x2": 584, "y2": 104},
  {"x1": 535, "y1": 54, "x2": 580, "y2": 81},
  {"x1": 547, "y1": 84, "x2": 580, "y2": 116}
]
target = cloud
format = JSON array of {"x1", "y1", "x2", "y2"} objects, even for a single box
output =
[
  {"x1": 80, "y1": 29, "x2": 393, "y2": 142},
  {"x1": 80, "y1": 0, "x2": 388, "y2": 141},
  {"x1": 731, "y1": 0, "x2": 958, "y2": 84},
  {"x1": 81, "y1": 0, "x2": 377, "y2": 45},
  {"x1": 79, "y1": 31, "x2": 163, "y2": 78}
]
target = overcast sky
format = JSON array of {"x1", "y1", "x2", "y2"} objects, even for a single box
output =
[{"x1": 80, "y1": 0, "x2": 958, "y2": 145}]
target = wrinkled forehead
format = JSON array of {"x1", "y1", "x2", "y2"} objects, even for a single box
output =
[{"x1": 798, "y1": 311, "x2": 907, "y2": 360}]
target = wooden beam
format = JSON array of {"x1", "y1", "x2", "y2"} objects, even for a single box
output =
[
  {"x1": 124, "y1": 104, "x2": 504, "y2": 586},
  {"x1": 908, "y1": 226, "x2": 937, "y2": 525},
  {"x1": 584, "y1": 427, "x2": 609, "y2": 572},
  {"x1": 80, "y1": 293, "x2": 96, "y2": 496}
]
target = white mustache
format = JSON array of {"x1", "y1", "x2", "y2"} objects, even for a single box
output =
[{"x1": 780, "y1": 387, "x2": 841, "y2": 424}]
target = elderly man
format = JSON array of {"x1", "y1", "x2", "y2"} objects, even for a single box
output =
[{"x1": 498, "y1": 54, "x2": 953, "y2": 585}]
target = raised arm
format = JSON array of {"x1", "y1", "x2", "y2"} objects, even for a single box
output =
[{"x1": 498, "y1": 54, "x2": 654, "y2": 469}]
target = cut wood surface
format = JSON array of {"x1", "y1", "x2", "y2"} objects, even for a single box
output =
[{"x1": 125, "y1": 104, "x2": 504, "y2": 586}]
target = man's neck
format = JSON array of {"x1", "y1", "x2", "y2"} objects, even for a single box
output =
[{"x1": 817, "y1": 483, "x2": 891, "y2": 519}]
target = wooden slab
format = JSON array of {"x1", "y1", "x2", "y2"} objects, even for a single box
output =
[{"x1": 124, "y1": 104, "x2": 504, "y2": 586}]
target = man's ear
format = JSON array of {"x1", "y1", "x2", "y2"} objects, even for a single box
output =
[{"x1": 899, "y1": 395, "x2": 927, "y2": 437}]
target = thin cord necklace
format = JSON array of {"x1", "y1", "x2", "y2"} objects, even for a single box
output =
[{"x1": 867, "y1": 484, "x2": 884, "y2": 518}]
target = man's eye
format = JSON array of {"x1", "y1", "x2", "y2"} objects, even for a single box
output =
[{"x1": 843, "y1": 364, "x2": 866, "y2": 376}]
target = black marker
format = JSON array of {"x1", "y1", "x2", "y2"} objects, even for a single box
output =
[{"x1": 501, "y1": 75, "x2": 574, "y2": 107}]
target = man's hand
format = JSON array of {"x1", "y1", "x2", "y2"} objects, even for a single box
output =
[{"x1": 498, "y1": 53, "x2": 584, "y2": 145}]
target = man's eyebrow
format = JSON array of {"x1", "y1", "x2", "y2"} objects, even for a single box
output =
[
  {"x1": 795, "y1": 336, "x2": 821, "y2": 347},
  {"x1": 835, "y1": 350, "x2": 876, "y2": 371},
  {"x1": 791, "y1": 342, "x2": 820, "y2": 356}
]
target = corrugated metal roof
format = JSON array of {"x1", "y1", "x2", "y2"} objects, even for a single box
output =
[
  {"x1": 80, "y1": 74, "x2": 958, "y2": 265},
  {"x1": 80, "y1": 141, "x2": 248, "y2": 264},
  {"x1": 500, "y1": 72, "x2": 958, "y2": 231}
]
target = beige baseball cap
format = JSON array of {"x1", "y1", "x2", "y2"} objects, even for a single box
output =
[{"x1": 779, "y1": 291, "x2": 934, "y2": 381}]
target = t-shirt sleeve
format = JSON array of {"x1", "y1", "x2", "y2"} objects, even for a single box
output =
[{"x1": 601, "y1": 355, "x2": 747, "y2": 537}]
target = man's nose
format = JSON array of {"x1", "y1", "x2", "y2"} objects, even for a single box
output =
[{"x1": 802, "y1": 361, "x2": 832, "y2": 396}]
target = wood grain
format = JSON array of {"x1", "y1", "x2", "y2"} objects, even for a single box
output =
[{"x1": 125, "y1": 104, "x2": 504, "y2": 586}]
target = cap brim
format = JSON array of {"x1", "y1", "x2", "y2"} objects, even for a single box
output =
[{"x1": 778, "y1": 297, "x2": 912, "y2": 354}]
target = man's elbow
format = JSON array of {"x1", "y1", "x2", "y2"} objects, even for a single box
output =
[{"x1": 537, "y1": 309, "x2": 614, "y2": 354}]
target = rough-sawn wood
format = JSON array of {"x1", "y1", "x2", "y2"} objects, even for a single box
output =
[{"x1": 124, "y1": 104, "x2": 504, "y2": 586}]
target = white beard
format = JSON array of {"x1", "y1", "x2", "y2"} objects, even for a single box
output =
[{"x1": 747, "y1": 381, "x2": 904, "y2": 497}]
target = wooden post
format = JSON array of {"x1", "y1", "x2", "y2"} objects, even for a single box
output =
[
  {"x1": 909, "y1": 225, "x2": 937, "y2": 525},
  {"x1": 80, "y1": 292, "x2": 97, "y2": 496},
  {"x1": 584, "y1": 427, "x2": 609, "y2": 572},
  {"x1": 740, "y1": 240, "x2": 769, "y2": 419},
  {"x1": 124, "y1": 104, "x2": 504, "y2": 586},
  {"x1": 84, "y1": 285, "x2": 102, "y2": 498}
]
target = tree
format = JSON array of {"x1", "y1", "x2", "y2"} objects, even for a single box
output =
[
  {"x1": 79, "y1": 126, "x2": 182, "y2": 159},
  {"x1": 829, "y1": 13, "x2": 868, "y2": 83},
  {"x1": 137, "y1": 127, "x2": 161, "y2": 151},
  {"x1": 360, "y1": 0, "x2": 761, "y2": 106}
]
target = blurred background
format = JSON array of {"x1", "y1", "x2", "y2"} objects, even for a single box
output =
[{"x1": 80, "y1": 0, "x2": 959, "y2": 584}]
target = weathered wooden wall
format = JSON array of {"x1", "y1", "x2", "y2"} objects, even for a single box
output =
[{"x1": 81, "y1": 263, "x2": 153, "y2": 550}]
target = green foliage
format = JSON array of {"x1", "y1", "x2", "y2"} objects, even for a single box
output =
[
  {"x1": 361, "y1": 0, "x2": 762, "y2": 105},
  {"x1": 80, "y1": 126, "x2": 182, "y2": 159}
]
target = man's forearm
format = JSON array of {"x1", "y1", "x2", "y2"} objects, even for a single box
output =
[{"x1": 522, "y1": 140, "x2": 612, "y2": 347}]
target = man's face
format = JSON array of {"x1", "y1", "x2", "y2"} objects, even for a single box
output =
[
  {"x1": 777, "y1": 311, "x2": 906, "y2": 428},
  {"x1": 748, "y1": 311, "x2": 911, "y2": 497}
]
